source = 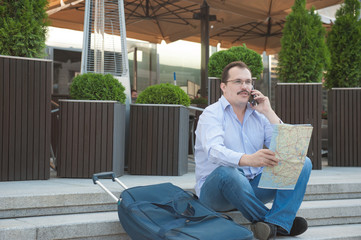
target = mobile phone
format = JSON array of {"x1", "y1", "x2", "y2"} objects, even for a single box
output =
[{"x1": 249, "y1": 85, "x2": 258, "y2": 106}]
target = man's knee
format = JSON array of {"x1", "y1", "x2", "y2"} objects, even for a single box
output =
[
  {"x1": 304, "y1": 157, "x2": 312, "y2": 171},
  {"x1": 212, "y1": 166, "x2": 249, "y2": 189}
]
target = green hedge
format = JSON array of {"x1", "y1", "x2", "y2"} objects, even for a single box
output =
[
  {"x1": 70, "y1": 73, "x2": 126, "y2": 103},
  {"x1": 136, "y1": 83, "x2": 190, "y2": 106},
  {"x1": 277, "y1": 0, "x2": 329, "y2": 83},
  {"x1": 208, "y1": 44, "x2": 263, "y2": 78},
  {"x1": 0, "y1": 0, "x2": 48, "y2": 58},
  {"x1": 324, "y1": 0, "x2": 361, "y2": 88}
]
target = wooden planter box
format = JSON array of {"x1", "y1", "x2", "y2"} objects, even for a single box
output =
[
  {"x1": 57, "y1": 100, "x2": 125, "y2": 178},
  {"x1": 328, "y1": 88, "x2": 361, "y2": 166},
  {"x1": 128, "y1": 104, "x2": 189, "y2": 176},
  {"x1": 208, "y1": 77, "x2": 222, "y2": 105},
  {"x1": 0, "y1": 55, "x2": 52, "y2": 181},
  {"x1": 275, "y1": 83, "x2": 322, "y2": 169}
]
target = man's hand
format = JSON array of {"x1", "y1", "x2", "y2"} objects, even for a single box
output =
[
  {"x1": 239, "y1": 149, "x2": 279, "y2": 167},
  {"x1": 251, "y1": 89, "x2": 281, "y2": 124}
]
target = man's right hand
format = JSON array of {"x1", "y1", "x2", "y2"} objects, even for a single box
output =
[{"x1": 239, "y1": 149, "x2": 279, "y2": 167}]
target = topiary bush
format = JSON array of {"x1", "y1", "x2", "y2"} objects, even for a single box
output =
[
  {"x1": 277, "y1": 0, "x2": 329, "y2": 83},
  {"x1": 0, "y1": 0, "x2": 49, "y2": 58},
  {"x1": 228, "y1": 45, "x2": 263, "y2": 77},
  {"x1": 136, "y1": 83, "x2": 191, "y2": 106},
  {"x1": 324, "y1": 0, "x2": 361, "y2": 88},
  {"x1": 208, "y1": 44, "x2": 263, "y2": 78},
  {"x1": 70, "y1": 73, "x2": 126, "y2": 103}
]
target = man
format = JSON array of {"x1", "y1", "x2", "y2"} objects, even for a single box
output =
[
  {"x1": 131, "y1": 89, "x2": 138, "y2": 103},
  {"x1": 194, "y1": 61, "x2": 312, "y2": 240}
]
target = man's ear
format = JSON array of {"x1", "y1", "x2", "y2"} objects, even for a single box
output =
[{"x1": 220, "y1": 82, "x2": 226, "y2": 93}]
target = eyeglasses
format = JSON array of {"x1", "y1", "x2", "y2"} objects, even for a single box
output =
[{"x1": 226, "y1": 79, "x2": 253, "y2": 86}]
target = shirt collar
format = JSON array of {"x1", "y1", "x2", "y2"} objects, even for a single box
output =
[{"x1": 220, "y1": 95, "x2": 255, "y2": 113}]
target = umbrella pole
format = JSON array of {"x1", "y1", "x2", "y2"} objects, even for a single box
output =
[{"x1": 200, "y1": 0, "x2": 209, "y2": 98}]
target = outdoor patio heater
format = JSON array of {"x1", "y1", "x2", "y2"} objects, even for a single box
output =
[{"x1": 80, "y1": 0, "x2": 131, "y2": 101}]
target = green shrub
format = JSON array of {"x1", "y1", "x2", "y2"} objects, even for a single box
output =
[
  {"x1": 324, "y1": 0, "x2": 361, "y2": 88},
  {"x1": 208, "y1": 44, "x2": 263, "y2": 78},
  {"x1": 228, "y1": 46, "x2": 263, "y2": 77},
  {"x1": 277, "y1": 0, "x2": 329, "y2": 83},
  {"x1": 190, "y1": 97, "x2": 208, "y2": 105},
  {"x1": 0, "y1": 0, "x2": 49, "y2": 58},
  {"x1": 136, "y1": 83, "x2": 191, "y2": 106},
  {"x1": 70, "y1": 73, "x2": 126, "y2": 103}
]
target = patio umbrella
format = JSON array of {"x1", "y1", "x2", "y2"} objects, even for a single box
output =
[
  {"x1": 184, "y1": 0, "x2": 344, "y2": 54},
  {"x1": 46, "y1": 0, "x2": 250, "y2": 44},
  {"x1": 47, "y1": 0, "x2": 343, "y2": 54}
]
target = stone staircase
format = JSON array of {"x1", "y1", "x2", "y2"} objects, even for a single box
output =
[{"x1": 1, "y1": 168, "x2": 361, "y2": 240}]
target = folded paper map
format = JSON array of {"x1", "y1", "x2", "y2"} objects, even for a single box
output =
[{"x1": 258, "y1": 124, "x2": 313, "y2": 190}]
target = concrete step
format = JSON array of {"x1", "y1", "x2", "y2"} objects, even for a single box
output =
[
  {"x1": 1, "y1": 211, "x2": 361, "y2": 240},
  {"x1": 226, "y1": 198, "x2": 361, "y2": 227},
  {"x1": 2, "y1": 178, "x2": 361, "y2": 219}
]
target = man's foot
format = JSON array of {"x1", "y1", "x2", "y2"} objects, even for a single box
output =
[
  {"x1": 251, "y1": 222, "x2": 277, "y2": 240},
  {"x1": 277, "y1": 216, "x2": 308, "y2": 236}
]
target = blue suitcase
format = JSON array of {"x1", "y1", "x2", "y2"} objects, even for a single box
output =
[{"x1": 93, "y1": 172, "x2": 253, "y2": 240}]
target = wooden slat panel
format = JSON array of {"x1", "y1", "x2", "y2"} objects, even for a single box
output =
[
  {"x1": 275, "y1": 84, "x2": 322, "y2": 169},
  {"x1": 33, "y1": 60, "x2": 41, "y2": 179},
  {"x1": 8, "y1": 58, "x2": 16, "y2": 180},
  {"x1": 172, "y1": 108, "x2": 180, "y2": 175},
  {"x1": 38, "y1": 61, "x2": 46, "y2": 179},
  {"x1": 106, "y1": 104, "x2": 114, "y2": 172},
  {"x1": 150, "y1": 106, "x2": 157, "y2": 174},
  {"x1": 328, "y1": 89, "x2": 361, "y2": 166},
  {"x1": 128, "y1": 106, "x2": 136, "y2": 173},
  {"x1": 162, "y1": 107, "x2": 169, "y2": 174},
  {"x1": 94, "y1": 103, "x2": 102, "y2": 173},
  {"x1": 57, "y1": 101, "x2": 119, "y2": 177},
  {"x1": 141, "y1": 106, "x2": 148, "y2": 175},
  {"x1": 44, "y1": 62, "x2": 51, "y2": 179},
  {"x1": 0, "y1": 57, "x2": 51, "y2": 181},
  {"x1": 83, "y1": 102, "x2": 91, "y2": 177},
  {"x1": 156, "y1": 107, "x2": 163, "y2": 175},
  {"x1": 355, "y1": 90, "x2": 361, "y2": 167},
  {"x1": 0, "y1": 58, "x2": 4, "y2": 181},
  {"x1": 1, "y1": 58, "x2": 10, "y2": 181},
  {"x1": 71, "y1": 102, "x2": 79, "y2": 177},
  {"x1": 88, "y1": 103, "x2": 96, "y2": 175},
  {"x1": 167, "y1": 107, "x2": 175, "y2": 175},
  {"x1": 128, "y1": 105, "x2": 188, "y2": 176},
  {"x1": 100, "y1": 104, "x2": 107, "y2": 172},
  {"x1": 14, "y1": 59, "x2": 23, "y2": 180},
  {"x1": 327, "y1": 91, "x2": 334, "y2": 166},
  {"x1": 77, "y1": 102, "x2": 85, "y2": 177},
  {"x1": 136, "y1": 106, "x2": 143, "y2": 174}
]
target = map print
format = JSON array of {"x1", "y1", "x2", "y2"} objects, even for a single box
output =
[{"x1": 258, "y1": 124, "x2": 313, "y2": 190}]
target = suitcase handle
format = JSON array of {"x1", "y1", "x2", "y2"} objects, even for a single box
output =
[
  {"x1": 92, "y1": 172, "x2": 116, "y2": 184},
  {"x1": 92, "y1": 172, "x2": 128, "y2": 202}
]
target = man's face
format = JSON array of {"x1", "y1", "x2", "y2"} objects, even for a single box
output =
[
  {"x1": 221, "y1": 66, "x2": 253, "y2": 107},
  {"x1": 131, "y1": 91, "x2": 138, "y2": 98}
]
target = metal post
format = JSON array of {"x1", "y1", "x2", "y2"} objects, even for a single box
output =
[{"x1": 200, "y1": 0, "x2": 209, "y2": 98}]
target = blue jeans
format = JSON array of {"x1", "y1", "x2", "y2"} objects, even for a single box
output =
[{"x1": 199, "y1": 157, "x2": 312, "y2": 233}]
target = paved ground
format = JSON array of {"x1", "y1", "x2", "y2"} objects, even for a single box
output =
[{"x1": 1, "y1": 156, "x2": 361, "y2": 197}]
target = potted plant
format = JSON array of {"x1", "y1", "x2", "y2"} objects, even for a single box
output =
[
  {"x1": 275, "y1": 0, "x2": 329, "y2": 170},
  {"x1": 324, "y1": 0, "x2": 361, "y2": 167},
  {"x1": 0, "y1": 0, "x2": 51, "y2": 181},
  {"x1": 128, "y1": 83, "x2": 191, "y2": 176},
  {"x1": 57, "y1": 73, "x2": 127, "y2": 178},
  {"x1": 207, "y1": 44, "x2": 263, "y2": 104}
]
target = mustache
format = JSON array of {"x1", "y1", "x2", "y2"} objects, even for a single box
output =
[{"x1": 237, "y1": 90, "x2": 251, "y2": 95}]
